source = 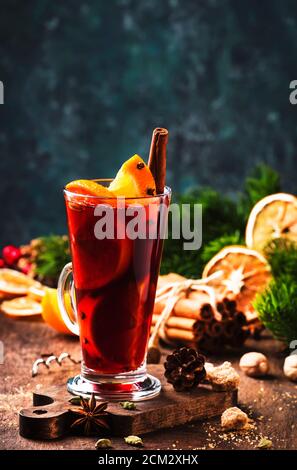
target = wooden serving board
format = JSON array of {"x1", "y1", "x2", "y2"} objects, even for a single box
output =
[{"x1": 19, "y1": 365, "x2": 237, "y2": 440}]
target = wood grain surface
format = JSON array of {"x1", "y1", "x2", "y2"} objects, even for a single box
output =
[{"x1": 0, "y1": 314, "x2": 296, "y2": 450}]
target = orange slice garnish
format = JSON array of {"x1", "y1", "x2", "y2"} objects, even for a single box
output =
[
  {"x1": 202, "y1": 245, "x2": 271, "y2": 314},
  {"x1": 65, "y1": 180, "x2": 115, "y2": 198},
  {"x1": 1, "y1": 296, "x2": 42, "y2": 317},
  {"x1": 245, "y1": 193, "x2": 297, "y2": 252},
  {"x1": 109, "y1": 154, "x2": 156, "y2": 197},
  {"x1": 0, "y1": 269, "x2": 42, "y2": 297}
]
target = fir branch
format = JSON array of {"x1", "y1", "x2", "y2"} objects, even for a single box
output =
[
  {"x1": 35, "y1": 235, "x2": 71, "y2": 282},
  {"x1": 264, "y1": 238, "x2": 297, "y2": 279},
  {"x1": 238, "y1": 164, "x2": 281, "y2": 222},
  {"x1": 201, "y1": 231, "x2": 244, "y2": 265},
  {"x1": 254, "y1": 275, "x2": 297, "y2": 344}
]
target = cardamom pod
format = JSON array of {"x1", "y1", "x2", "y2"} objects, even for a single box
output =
[
  {"x1": 124, "y1": 435, "x2": 143, "y2": 447},
  {"x1": 257, "y1": 437, "x2": 272, "y2": 449},
  {"x1": 120, "y1": 401, "x2": 136, "y2": 410},
  {"x1": 68, "y1": 396, "x2": 82, "y2": 405},
  {"x1": 95, "y1": 438, "x2": 112, "y2": 449}
]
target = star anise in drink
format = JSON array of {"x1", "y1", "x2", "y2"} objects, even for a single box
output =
[{"x1": 69, "y1": 393, "x2": 110, "y2": 436}]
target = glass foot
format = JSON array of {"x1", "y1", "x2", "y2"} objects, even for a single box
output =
[{"x1": 67, "y1": 374, "x2": 161, "y2": 401}]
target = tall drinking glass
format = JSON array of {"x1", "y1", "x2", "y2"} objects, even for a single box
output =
[{"x1": 58, "y1": 179, "x2": 171, "y2": 400}]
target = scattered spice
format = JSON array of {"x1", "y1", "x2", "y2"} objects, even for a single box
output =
[
  {"x1": 95, "y1": 438, "x2": 112, "y2": 449},
  {"x1": 147, "y1": 346, "x2": 161, "y2": 364},
  {"x1": 257, "y1": 437, "x2": 273, "y2": 449},
  {"x1": 120, "y1": 401, "x2": 136, "y2": 410},
  {"x1": 69, "y1": 393, "x2": 110, "y2": 436},
  {"x1": 69, "y1": 396, "x2": 83, "y2": 406},
  {"x1": 137, "y1": 162, "x2": 145, "y2": 170},
  {"x1": 146, "y1": 188, "x2": 155, "y2": 196},
  {"x1": 124, "y1": 435, "x2": 144, "y2": 447}
]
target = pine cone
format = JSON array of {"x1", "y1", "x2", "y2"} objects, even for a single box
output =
[{"x1": 164, "y1": 347, "x2": 206, "y2": 392}]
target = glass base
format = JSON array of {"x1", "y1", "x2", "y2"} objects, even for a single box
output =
[{"x1": 67, "y1": 373, "x2": 161, "y2": 401}]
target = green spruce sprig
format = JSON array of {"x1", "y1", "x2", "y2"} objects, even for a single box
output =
[
  {"x1": 264, "y1": 238, "x2": 297, "y2": 279},
  {"x1": 201, "y1": 231, "x2": 244, "y2": 265},
  {"x1": 238, "y1": 164, "x2": 281, "y2": 222},
  {"x1": 35, "y1": 235, "x2": 71, "y2": 283},
  {"x1": 254, "y1": 275, "x2": 297, "y2": 344}
]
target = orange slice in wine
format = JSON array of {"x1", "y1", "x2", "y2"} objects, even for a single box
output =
[
  {"x1": 202, "y1": 245, "x2": 271, "y2": 314},
  {"x1": 245, "y1": 193, "x2": 297, "y2": 252},
  {"x1": 109, "y1": 154, "x2": 156, "y2": 198}
]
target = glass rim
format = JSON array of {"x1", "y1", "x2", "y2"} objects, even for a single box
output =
[{"x1": 64, "y1": 178, "x2": 171, "y2": 200}]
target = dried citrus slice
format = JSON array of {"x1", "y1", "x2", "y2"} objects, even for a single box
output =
[
  {"x1": 65, "y1": 179, "x2": 115, "y2": 197},
  {"x1": 246, "y1": 193, "x2": 297, "y2": 252},
  {"x1": 109, "y1": 154, "x2": 156, "y2": 197},
  {"x1": 202, "y1": 245, "x2": 271, "y2": 313},
  {"x1": 28, "y1": 285, "x2": 45, "y2": 302},
  {"x1": 0, "y1": 269, "x2": 42, "y2": 297},
  {"x1": 41, "y1": 287, "x2": 74, "y2": 335},
  {"x1": 1, "y1": 296, "x2": 42, "y2": 317}
]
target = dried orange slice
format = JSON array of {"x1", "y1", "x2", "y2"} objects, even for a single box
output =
[
  {"x1": 41, "y1": 287, "x2": 75, "y2": 335},
  {"x1": 1, "y1": 296, "x2": 42, "y2": 317},
  {"x1": 202, "y1": 245, "x2": 271, "y2": 313},
  {"x1": 28, "y1": 285, "x2": 45, "y2": 302},
  {"x1": 246, "y1": 193, "x2": 297, "y2": 252},
  {"x1": 0, "y1": 269, "x2": 42, "y2": 297},
  {"x1": 109, "y1": 154, "x2": 156, "y2": 197},
  {"x1": 65, "y1": 180, "x2": 115, "y2": 198}
]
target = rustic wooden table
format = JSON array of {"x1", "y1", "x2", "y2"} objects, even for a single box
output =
[{"x1": 1, "y1": 314, "x2": 296, "y2": 450}]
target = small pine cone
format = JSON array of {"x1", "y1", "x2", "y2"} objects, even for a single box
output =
[{"x1": 164, "y1": 347, "x2": 206, "y2": 392}]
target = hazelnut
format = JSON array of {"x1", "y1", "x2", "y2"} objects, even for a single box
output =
[
  {"x1": 283, "y1": 355, "x2": 297, "y2": 382},
  {"x1": 239, "y1": 352, "x2": 269, "y2": 377}
]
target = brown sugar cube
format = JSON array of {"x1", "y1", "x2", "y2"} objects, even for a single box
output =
[
  {"x1": 205, "y1": 361, "x2": 239, "y2": 391},
  {"x1": 221, "y1": 407, "x2": 248, "y2": 431}
]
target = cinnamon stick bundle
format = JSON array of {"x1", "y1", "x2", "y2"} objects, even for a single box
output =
[
  {"x1": 151, "y1": 273, "x2": 261, "y2": 353},
  {"x1": 154, "y1": 291, "x2": 214, "y2": 320},
  {"x1": 152, "y1": 314, "x2": 195, "y2": 331},
  {"x1": 192, "y1": 299, "x2": 252, "y2": 352},
  {"x1": 165, "y1": 327, "x2": 194, "y2": 344}
]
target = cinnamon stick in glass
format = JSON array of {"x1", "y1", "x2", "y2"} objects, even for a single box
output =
[{"x1": 148, "y1": 127, "x2": 168, "y2": 194}]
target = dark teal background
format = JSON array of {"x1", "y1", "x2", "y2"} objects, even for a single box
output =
[{"x1": 0, "y1": 0, "x2": 297, "y2": 245}]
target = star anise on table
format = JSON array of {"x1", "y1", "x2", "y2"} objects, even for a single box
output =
[{"x1": 69, "y1": 393, "x2": 110, "y2": 436}]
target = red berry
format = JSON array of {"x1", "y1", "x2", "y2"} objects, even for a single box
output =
[
  {"x1": 20, "y1": 263, "x2": 31, "y2": 275},
  {"x1": 0, "y1": 258, "x2": 5, "y2": 268},
  {"x1": 2, "y1": 245, "x2": 21, "y2": 265}
]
